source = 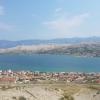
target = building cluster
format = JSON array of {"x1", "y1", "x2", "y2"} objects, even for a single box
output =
[{"x1": 0, "y1": 69, "x2": 100, "y2": 84}]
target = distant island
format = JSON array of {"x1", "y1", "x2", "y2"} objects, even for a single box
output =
[{"x1": 0, "y1": 37, "x2": 100, "y2": 57}]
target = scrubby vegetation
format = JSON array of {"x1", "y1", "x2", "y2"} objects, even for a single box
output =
[
  {"x1": 60, "y1": 93, "x2": 74, "y2": 100},
  {"x1": 18, "y1": 96, "x2": 26, "y2": 100}
]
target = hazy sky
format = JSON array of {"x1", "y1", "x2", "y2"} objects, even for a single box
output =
[{"x1": 0, "y1": 0, "x2": 100, "y2": 40}]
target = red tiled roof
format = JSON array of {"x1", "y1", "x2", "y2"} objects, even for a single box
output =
[{"x1": 0, "y1": 77, "x2": 16, "y2": 81}]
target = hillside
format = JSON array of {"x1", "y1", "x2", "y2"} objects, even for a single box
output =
[{"x1": 0, "y1": 42, "x2": 100, "y2": 57}]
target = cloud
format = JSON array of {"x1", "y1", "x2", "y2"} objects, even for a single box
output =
[
  {"x1": 0, "y1": 6, "x2": 4, "y2": 15},
  {"x1": 0, "y1": 22, "x2": 14, "y2": 32},
  {"x1": 43, "y1": 13, "x2": 89, "y2": 32},
  {"x1": 0, "y1": 6, "x2": 14, "y2": 32}
]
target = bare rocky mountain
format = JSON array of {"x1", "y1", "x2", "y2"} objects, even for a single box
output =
[{"x1": 0, "y1": 42, "x2": 100, "y2": 57}]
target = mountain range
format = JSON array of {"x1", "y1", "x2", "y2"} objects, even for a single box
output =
[{"x1": 0, "y1": 37, "x2": 100, "y2": 48}]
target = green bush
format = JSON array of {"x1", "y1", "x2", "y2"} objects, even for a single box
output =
[
  {"x1": 12, "y1": 96, "x2": 17, "y2": 100},
  {"x1": 19, "y1": 96, "x2": 26, "y2": 100},
  {"x1": 59, "y1": 94, "x2": 74, "y2": 100}
]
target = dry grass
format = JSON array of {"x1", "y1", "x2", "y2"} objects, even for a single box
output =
[{"x1": 50, "y1": 83, "x2": 81, "y2": 95}]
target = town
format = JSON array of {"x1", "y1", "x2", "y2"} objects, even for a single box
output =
[{"x1": 0, "y1": 69, "x2": 100, "y2": 84}]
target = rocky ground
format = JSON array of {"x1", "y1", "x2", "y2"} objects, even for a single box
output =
[
  {"x1": 74, "y1": 88, "x2": 100, "y2": 100},
  {"x1": 0, "y1": 84, "x2": 100, "y2": 100},
  {"x1": 0, "y1": 85, "x2": 61, "y2": 100}
]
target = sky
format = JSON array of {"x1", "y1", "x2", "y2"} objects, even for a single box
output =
[{"x1": 0, "y1": 0, "x2": 100, "y2": 40}]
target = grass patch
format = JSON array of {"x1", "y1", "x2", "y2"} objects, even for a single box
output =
[{"x1": 50, "y1": 83, "x2": 81, "y2": 95}]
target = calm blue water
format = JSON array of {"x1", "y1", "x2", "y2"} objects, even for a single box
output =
[{"x1": 0, "y1": 54, "x2": 100, "y2": 72}]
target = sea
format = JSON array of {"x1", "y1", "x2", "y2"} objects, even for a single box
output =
[{"x1": 0, "y1": 54, "x2": 100, "y2": 72}]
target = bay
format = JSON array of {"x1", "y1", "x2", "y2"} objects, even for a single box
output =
[{"x1": 0, "y1": 54, "x2": 100, "y2": 72}]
